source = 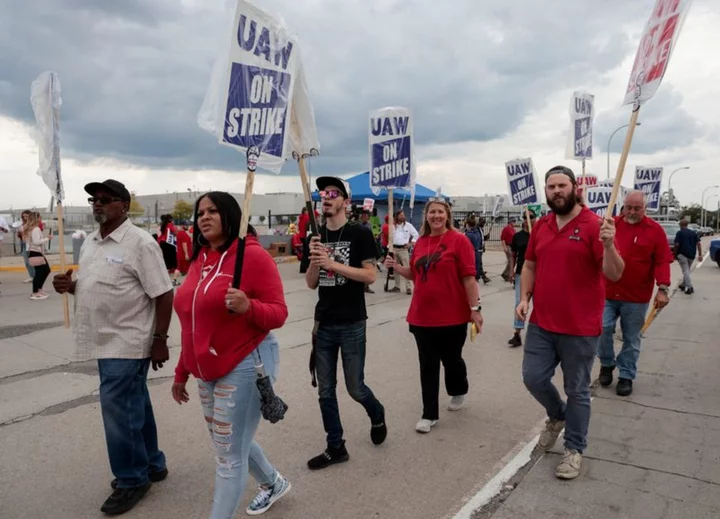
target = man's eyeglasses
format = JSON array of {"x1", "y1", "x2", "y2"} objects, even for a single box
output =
[
  {"x1": 88, "y1": 196, "x2": 122, "y2": 205},
  {"x1": 319, "y1": 190, "x2": 342, "y2": 200},
  {"x1": 427, "y1": 197, "x2": 449, "y2": 204}
]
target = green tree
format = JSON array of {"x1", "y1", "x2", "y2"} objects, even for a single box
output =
[
  {"x1": 129, "y1": 193, "x2": 145, "y2": 218},
  {"x1": 680, "y1": 204, "x2": 701, "y2": 223},
  {"x1": 173, "y1": 200, "x2": 194, "y2": 222},
  {"x1": 259, "y1": 215, "x2": 266, "y2": 223}
]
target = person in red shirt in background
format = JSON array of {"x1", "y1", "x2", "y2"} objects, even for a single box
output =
[
  {"x1": 500, "y1": 218, "x2": 516, "y2": 282},
  {"x1": 157, "y1": 214, "x2": 178, "y2": 284},
  {"x1": 175, "y1": 221, "x2": 192, "y2": 280},
  {"x1": 598, "y1": 190, "x2": 672, "y2": 397},
  {"x1": 171, "y1": 192, "x2": 292, "y2": 517},
  {"x1": 516, "y1": 165, "x2": 624, "y2": 480},
  {"x1": 386, "y1": 199, "x2": 483, "y2": 434},
  {"x1": 298, "y1": 207, "x2": 320, "y2": 274},
  {"x1": 380, "y1": 215, "x2": 389, "y2": 254}
]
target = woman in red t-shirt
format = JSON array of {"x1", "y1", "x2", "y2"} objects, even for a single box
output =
[
  {"x1": 157, "y1": 214, "x2": 178, "y2": 283},
  {"x1": 171, "y1": 192, "x2": 291, "y2": 517},
  {"x1": 385, "y1": 200, "x2": 483, "y2": 434},
  {"x1": 175, "y1": 221, "x2": 192, "y2": 279}
]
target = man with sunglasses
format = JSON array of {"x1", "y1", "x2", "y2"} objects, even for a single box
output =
[
  {"x1": 303, "y1": 176, "x2": 387, "y2": 471},
  {"x1": 516, "y1": 166, "x2": 624, "y2": 480},
  {"x1": 599, "y1": 190, "x2": 672, "y2": 397},
  {"x1": 52, "y1": 179, "x2": 174, "y2": 515}
]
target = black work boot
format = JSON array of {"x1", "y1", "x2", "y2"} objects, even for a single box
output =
[
  {"x1": 508, "y1": 333, "x2": 522, "y2": 348},
  {"x1": 100, "y1": 482, "x2": 151, "y2": 515},
  {"x1": 599, "y1": 365, "x2": 615, "y2": 387},
  {"x1": 616, "y1": 378, "x2": 633, "y2": 396}
]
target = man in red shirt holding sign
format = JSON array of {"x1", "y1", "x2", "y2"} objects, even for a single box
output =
[
  {"x1": 516, "y1": 166, "x2": 624, "y2": 480},
  {"x1": 598, "y1": 190, "x2": 672, "y2": 396},
  {"x1": 500, "y1": 219, "x2": 516, "y2": 282}
]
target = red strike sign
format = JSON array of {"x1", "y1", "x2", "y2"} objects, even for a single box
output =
[{"x1": 623, "y1": 0, "x2": 691, "y2": 106}]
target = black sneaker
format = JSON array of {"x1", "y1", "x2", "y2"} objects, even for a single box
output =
[
  {"x1": 371, "y1": 408, "x2": 387, "y2": 445},
  {"x1": 685, "y1": 287, "x2": 694, "y2": 295},
  {"x1": 508, "y1": 333, "x2": 522, "y2": 348},
  {"x1": 616, "y1": 378, "x2": 633, "y2": 396},
  {"x1": 100, "y1": 482, "x2": 151, "y2": 515},
  {"x1": 482, "y1": 276, "x2": 491, "y2": 285},
  {"x1": 307, "y1": 442, "x2": 350, "y2": 471},
  {"x1": 111, "y1": 468, "x2": 168, "y2": 490},
  {"x1": 599, "y1": 366, "x2": 614, "y2": 387}
]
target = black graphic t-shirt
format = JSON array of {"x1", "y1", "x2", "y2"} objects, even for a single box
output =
[
  {"x1": 511, "y1": 230, "x2": 530, "y2": 275},
  {"x1": 302, "y1": 222, "x2": 377, "y2": 324}
]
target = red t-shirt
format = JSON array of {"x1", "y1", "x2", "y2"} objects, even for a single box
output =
[
  {"x1": 176, "y1": 230, "x2": 192, "y2": 257},
  {"x1": 525, "y1": 207, "x2": 606, "y2": 337},
  {"x1": 407, "y1": 230, "x2": 476, "y2": 327},
  {"x1": 381, "y1": 223, "x2": 389, "y2": 248},
  {"x1": 173, "y1": 238, "x2": 288, "y2": 383},
  {"x1": 158, "y1": 222, "x2": 177, "y2": 244},
  {"x1": 501, "y1": 224, "x2": 516, "y2": 245},
  {"x1": 605, "y1": 216, "x2": 672, "y2": 303}
]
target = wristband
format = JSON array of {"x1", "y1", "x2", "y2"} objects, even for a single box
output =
[
  {"x1": 153, "y1": 333, "x2": 169, "y2": 340},
  {"x1": 470, "y1": 305, "x2": 482, "y2": 312}
]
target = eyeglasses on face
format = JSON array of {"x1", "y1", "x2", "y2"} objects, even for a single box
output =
[
  {"x1": 88, "y1": 196, "x2": 122, "y2": 205},
  {"x1": 319, "y1": 190, "x2": 342, "y2": 200}
]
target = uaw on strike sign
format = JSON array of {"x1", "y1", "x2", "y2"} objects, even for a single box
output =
[
  {"x1": 369, "y1": 107, "x2": 414, "y2": 189},
  {"x1": 624, "y1": 0, "x2": 693, "y2": 107},
  {"x1": 200, "y1": 0, "x2": 319, "y2": 173},
  {"x1": 634, "y1": 166, "x2": 663, "y2": 211},
  {"x1": 505, "y1": 158, "x2": 539, "y2": 206},
  {"x1": 565, "y1": 91, "x2": 594, "y2": 160}
]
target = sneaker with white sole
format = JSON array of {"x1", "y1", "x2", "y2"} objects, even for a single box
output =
[
  {"x1": 23, "y1": 278, "x2": 33, "y2": 283},
  {"x1": 415, "y1": 419, "x2": 437, "y2": 433},
  {"x1": 246, "y1": 473, "x2": 292, "y2": 515},
  {"x1": 448, "y1": 395, "x2": 466, "y2": 411},
  {"x1": 538, "y1": 418, "x2": 565, "y2": 451},
  {"x1": 555, "y1": 448, "x2": 582, "y2": 479},
  {"x1": 30, "y1": 293, "x2": 49, "y2": 300}
]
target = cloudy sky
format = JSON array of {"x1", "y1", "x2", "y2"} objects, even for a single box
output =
[{"x1": 1, "y1": 0, "x2": 719, "y2": 211}]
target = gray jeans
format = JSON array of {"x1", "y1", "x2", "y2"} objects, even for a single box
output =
[
  {"x1": 522, "y1": 323, "x2": 598, "y2": 452},
  {"x1": 678, "y1": 254, "x2": 693, "y2": 289}
]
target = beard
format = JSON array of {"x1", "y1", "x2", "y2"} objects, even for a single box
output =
[
  {"x1": 547, "y1": 191, "x2": 578, "y2": 216},
  {"x1": 93, "y1": 213, "x2": 108, "y2": 224}
]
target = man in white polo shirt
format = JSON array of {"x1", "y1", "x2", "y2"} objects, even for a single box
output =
[
  {"x1": 390, "y1": 210, "x2": 419, "y2": 295},
  {"x1": 52, "y1": 179, "x2": 174, "y2": 516}
]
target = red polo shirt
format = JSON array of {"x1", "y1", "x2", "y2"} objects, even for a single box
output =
[
  {"x1": 605, "y1": 216, "x2": 672, "y2": 304},
  {"x1": 501, "y1": 224, "x2": 515, "y2": 245},
  {"x1": 525, "y1": 206, "x2": 606, "y2": 337}
]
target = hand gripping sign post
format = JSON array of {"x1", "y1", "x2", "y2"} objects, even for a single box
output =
[
  {"x1": 505, "y1": 158, "x2": 539, "y2": 232},
  {"x1": 565, "y1": 91, "x2": 595, "y2": 190},
  {"x1": 634, "y1": 166, "x2": 663, "y2": 212},
  {"x1": 369, "y1": 107, "x2": 414, "y2": 289},
  {"x1": 606, "y1": 0, "x2": 693, "y2": 220},
  {"x1": 30, "y1": 71, "x2": 70, "y2": 328}
]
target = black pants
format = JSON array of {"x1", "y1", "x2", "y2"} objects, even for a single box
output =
[
  {"x1": 409, "y1": 324, "x2": 469, "y2": 420},
  {"x1": 28, "y1": 252, "x2": 50, "y2": 293}
]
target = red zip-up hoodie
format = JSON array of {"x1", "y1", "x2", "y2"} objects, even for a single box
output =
[{"x1": 173, "y1": 237, "x2": 288, "y2": 383}]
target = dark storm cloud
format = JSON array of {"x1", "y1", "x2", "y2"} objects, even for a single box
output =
[{"x1": 0, "y1": 0, "x2": 703, "y2": 175}]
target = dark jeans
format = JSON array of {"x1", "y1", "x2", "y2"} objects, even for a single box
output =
[
  {"x1": 522, "y1": 323, "x2": 598, "y2": 452},
  {"x1": 410, "y1": 324, "x2": 469, "y2": 420},
  {"x1": 98, "y1": 358, "x2": 166, "y2": 488},
  {"x1": 28, "y1": 252, "x2": 49, "y2": 293},
  {"x1": 315, "y1": 321, "x2": 384, "y2": 448}
]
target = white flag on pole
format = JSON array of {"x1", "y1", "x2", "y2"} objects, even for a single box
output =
[{"x1": 30, "y1": 71, "x2": 64, "y2": 202}]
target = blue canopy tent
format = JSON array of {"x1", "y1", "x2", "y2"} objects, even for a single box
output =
[{"x1": 310, "y1": 172, "x2": 448, "y2": 229}]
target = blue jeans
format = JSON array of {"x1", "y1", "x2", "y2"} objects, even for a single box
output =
[
  {"x1": 513, "y1": 273, "x2": 524, "y2": 330},
  {"x1": 20, "y1": 241, "x2": 35, "y2": 278},
  {"x1": 315, "y1": 321, "x2": 384, "y2": 448},
  {"x1": 522, "y1": 324, "x2": 598, "y2": 452},
  {"x1": 197, "y1": 335, "x2": 279, "y2": 519},
  {"x1": 598, "y1": 299, "x2": 649, "y2": 380},
  {"x1": 97, "y1": 358, "x2": 166, "y2": 489}
]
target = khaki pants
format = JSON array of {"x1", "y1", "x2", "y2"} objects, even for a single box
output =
[{"x1": 394, "y1": 247, "x2": 413, "y2": 292}]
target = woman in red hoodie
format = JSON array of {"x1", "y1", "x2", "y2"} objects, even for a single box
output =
[{"x1": 171, "y1": 192, "x2": 291, "y2": 518}]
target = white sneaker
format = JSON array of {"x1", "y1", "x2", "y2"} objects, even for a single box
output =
[
  {"x1": 555, "y1": 448, "x2": 582, "y2": 479},
  {"x1": 415, "y1": 419, "x2": 437, "y2": 433},
  {"x1": 448, "y1": 395, "x2": 466, "y2": 411},
  {"x1": 246, "y1": 473, "x2": 291, "y2": 515},
  {"x1": 23, "y1": 278, "x2": 33, "y2": 283},
  {"x1": 30, "y1": 293, "x2": 49, "y2": 300},
  {"x1": 538, "y1": 418, "x2": 565, "y2": 451}
]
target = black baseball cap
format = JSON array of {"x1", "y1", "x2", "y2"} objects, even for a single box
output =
[
  {"x1": 84, "y1": 179, "x2": 131, "y2": 202},
  {"x1": 544, "y1": 165, "x2": 577, "y2": 184},
  {"x1": 316, "y1": 176, "x2": 352, "y2": 199}
]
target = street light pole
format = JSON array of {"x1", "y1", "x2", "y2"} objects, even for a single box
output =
[
  {"x1": 705, "y1": 194, "x2": 719, "y2": 228},
  {"x1": 607, "y1": 122, "x2": 642, "y2": 179},
  {"x1": 701, "y1": 185, "x2": 719, "y2": 227},
  {"x1": 667, "y1": 166, "x2": 690, "y2": 206}
]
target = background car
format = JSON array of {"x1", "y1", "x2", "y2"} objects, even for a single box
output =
[
  {"x1": 700, "y1": 226, "x2": 715, "y2": 236},
  {"x1": 711, "y1": 238, "x2": 720, "y2": 268},
  {"x1": 659, "y1": 222, "x2": 681, "y2": 251}
]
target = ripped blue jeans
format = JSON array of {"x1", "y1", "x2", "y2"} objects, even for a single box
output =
[{"x1": 197, "y1": 334, "x2": 280, "y2": 519}]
